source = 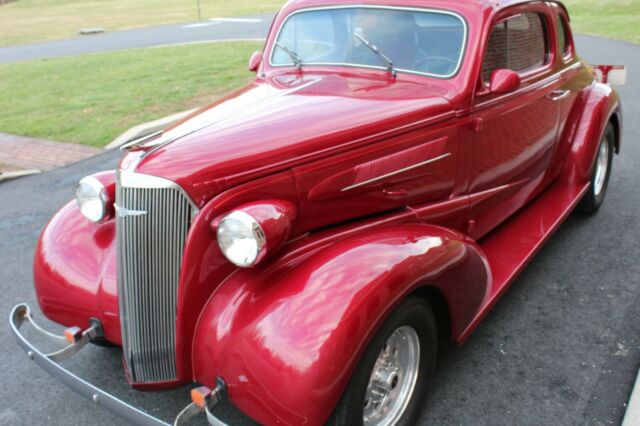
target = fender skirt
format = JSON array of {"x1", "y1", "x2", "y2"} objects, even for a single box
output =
[{"x1": 192, "y1": 223, "x2": 489, "y2": 425}]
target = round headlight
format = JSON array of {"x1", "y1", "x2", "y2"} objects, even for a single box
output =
[
  {"x1": 217, "y1": 211, "x2": 266, "y2": 267},
  {"x1": 75, "y1": 176, "x2": 108, "y2": 223}
]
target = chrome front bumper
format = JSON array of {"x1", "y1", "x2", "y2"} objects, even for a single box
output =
[{"x1": 9, "y1": 304, "x2": 226, "y2": 426}]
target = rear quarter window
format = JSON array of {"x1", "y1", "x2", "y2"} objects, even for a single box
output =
[{"x1": 557, "y1": 14, "x2": 573, "y2": 57}]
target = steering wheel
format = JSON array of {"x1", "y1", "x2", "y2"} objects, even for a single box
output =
[{"x1": 415, "y1": 56, "x2": 457, "y2": 75}]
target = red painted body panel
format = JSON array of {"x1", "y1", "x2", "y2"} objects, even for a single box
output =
[
  {"x1": 561, "y1": 82, "x2": 621, "y2": 185},
  {"x1": 458, "y1": 179, "x2": 590, "y2": 343},
  {"x1": 173, "y1": 173, "x2": 302, "y2": 386},
  {"x1": 295, "y1": 126, "x2": 460, "y2": 230},
  {"x1": 127, "y1": 74, "x2": 457, "y2": 207},
  {"x1": 192, "y1": 224, "x2": 488, "y2": 425},
  {"x1": 34, "y1": 201, "x2": 121, "y2": 342},
  {"x1": 34, "y1": 171, "x2": 121, "y2": 344},
  {"x1": 30, "y1": 0, "x2": 624, "y2": 423}
]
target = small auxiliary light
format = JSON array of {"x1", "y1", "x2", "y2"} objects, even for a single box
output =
[
  {"x1": 64, "y1": 326, "x2": 83, "y2": 343},
  {"x1": 191, "y1": 386, "x2": 212, "y2": 409}
]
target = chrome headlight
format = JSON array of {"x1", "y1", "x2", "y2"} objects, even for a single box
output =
[
  {"x1": 75, "y1": 176, "x2": 108, "y2": 223},
  {"x1": 216, "y1": 211, "x2": 266, "y2": 267}
]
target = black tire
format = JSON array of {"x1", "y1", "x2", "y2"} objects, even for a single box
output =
[
  {"x1": 90, "y1": 338, "x2": 117, "y2": 348},
  {"x1": 576, "y1": 123, "x2": 614, "y2": 215},
  {"x1": 328, "y1": 296, "x2": 437, "y2": 426}
]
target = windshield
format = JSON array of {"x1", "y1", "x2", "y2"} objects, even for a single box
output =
[{"x1": 270, "y1": 6, "x2": 467, "y2": 78}]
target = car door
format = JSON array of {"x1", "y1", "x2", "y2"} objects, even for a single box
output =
[
  {"x1": 541, "y1": 6, "x2": 587, "y2": 183},
  {"x1": 467, "y1": 6, "x2": 562, "y2": 239},
  {"x1": 294, "y1": 122, "x2": 459, "y2": 231}
]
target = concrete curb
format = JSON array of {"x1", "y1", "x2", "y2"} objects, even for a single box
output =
[
  {"x1": 623, "y1": 369, "x2": 640, "y2": 426},
  {"x1": 104, "y1": 108, "x2": 198, "y2": 150},
  {"x1": 0, "y1": 169, "x2": 41, "y2": 182}
]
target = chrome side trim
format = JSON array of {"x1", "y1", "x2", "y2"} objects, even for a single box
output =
[
  {"x1": 341, "y1": 152, "x2": 451, "y2": 192},
  {"x1": 269, "y1": 5, "x2": 469, "y2": 80}
]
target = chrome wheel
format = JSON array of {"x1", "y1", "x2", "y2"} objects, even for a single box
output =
[
  {"x1": 594, "y1": 138, "x2": 610, "y2": 198},
  {"x1": 363, "y1": 326, "x2": 420, "y2": 426}
]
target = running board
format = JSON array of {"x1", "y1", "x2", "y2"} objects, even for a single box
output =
[{"x1": 457, "y1": 180, "x2": 590, "y2": 343}]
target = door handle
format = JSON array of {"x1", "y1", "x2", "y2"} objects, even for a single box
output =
[
  {"x1": 547, "y1": 89, "x2": 570, "y2": 101},
  {"x1": 382, "y1": 188, "x2": 407, "y2": 196}
]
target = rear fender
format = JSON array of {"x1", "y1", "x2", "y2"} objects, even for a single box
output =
[
  {"x1": 192, "y1": 223, "x2": 489, "y2": 425},
  {"x1": 561, "y1": 82, "x2": 621, "y2": 185}
]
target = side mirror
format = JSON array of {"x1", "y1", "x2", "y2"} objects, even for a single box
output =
[
  {"x1": 248, "y1": 51, "x2": 262, "y2": 72},
  {"x1": 489, "y1": 69, "x2": 521, "y2": 94}
]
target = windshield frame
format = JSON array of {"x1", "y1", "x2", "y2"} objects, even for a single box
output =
[{"x1": 268, "y1": 5, "x2": 469, "y2": 79}]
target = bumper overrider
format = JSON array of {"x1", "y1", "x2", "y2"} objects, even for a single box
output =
[{"x1": 9, "y1": 303, "x2": 227, "y2": 426}]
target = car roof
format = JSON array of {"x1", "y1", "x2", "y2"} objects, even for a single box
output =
[{"x1": 281, "y1": 0, "x2": 570, "y2": 20}]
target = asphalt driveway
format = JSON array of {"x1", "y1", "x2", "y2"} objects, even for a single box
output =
[
  {"x1": 0, "y1": 14, "x2": 275, "y2": 64},
  {"x1": 0, "y1": 34, "x2": 638, "y2": 425}
]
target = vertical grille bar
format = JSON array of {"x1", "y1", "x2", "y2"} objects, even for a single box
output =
[{"x1": 116, "y1": 175, "x2": 193, "y2": 383}]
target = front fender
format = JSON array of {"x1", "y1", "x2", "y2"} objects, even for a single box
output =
[
  {"x1": 561, "y1": 82, "x2": 621, "y2": 185},
  {"x1": 34, "y1": 171, "x2": 120, "y2": 343},
  {"x1": 192, "y1": 223, "x2": 489, "y2": 425}
]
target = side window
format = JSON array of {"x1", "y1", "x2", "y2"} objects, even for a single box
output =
[
  {"x1": 482, "y1": 21, "x2": 508, "y2": 82},
  {"x1": 482, "y1": 12, "x2": 549, "y2": 82},
  {"x1": 557, "y1": 15, "x2": 572, "y2": 57}
]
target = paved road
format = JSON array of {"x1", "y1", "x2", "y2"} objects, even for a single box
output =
[
  {"x1": 0, "y1": 14, "x2": 275, "y2": 64},
  {"x1": 0, "y1": 35, "x2": 638, "y2": 425}
]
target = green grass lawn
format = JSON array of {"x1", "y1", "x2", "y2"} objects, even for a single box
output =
[
  {"x1": 564, "y1": 0, "x2": 639, "y2": 44},
  {"x1": 0, "y1": 1, "x2": 636, "y2": 150},
  {"x1": 0, "y1": 0, "x2": 637, "y2": 47},
  {"x1": 0, "y1": 41, "x2": 262, "y2": 147},
  {"x1": 0, "y1": 0, "x2": 284, "y2": 47}
]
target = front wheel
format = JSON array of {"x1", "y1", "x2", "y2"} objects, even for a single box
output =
[
  {"x1": 329, "y1": 296, "x2": 437, "y2": 426},
  {"x1": 576, "y1": 123, "x2": 614, "y2": 214}
]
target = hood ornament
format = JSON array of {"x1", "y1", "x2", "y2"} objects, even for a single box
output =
[
  {"x1": 119, "y1": 130, "x2": 163, "y2": 152},
  {"x1": 114, "y1": 204, "x2": 147, "y2": 218}
]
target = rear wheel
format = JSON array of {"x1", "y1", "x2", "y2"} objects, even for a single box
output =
[
  {"x1": 576, "y1": 123, "x2": 614, "y2": 214},
  {"x1": 329, "y1": 296, "x2": 437, "y2": 426}
]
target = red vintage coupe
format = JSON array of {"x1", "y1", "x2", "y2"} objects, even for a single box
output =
[{"x1": 11, "y1": 0, "x2": 623, "y2": 425}]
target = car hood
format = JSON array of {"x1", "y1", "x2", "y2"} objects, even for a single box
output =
[{"x1": 123, "y1": 73, "x2": 456, "y2": 206}]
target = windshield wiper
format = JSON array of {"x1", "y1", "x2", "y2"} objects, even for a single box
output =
[
  {"x1": 353, "y1": 32, "x2": 396, "y2": 78},
  {"x1": 275, "y1": 42, "x2": 303, "y2": 68}
]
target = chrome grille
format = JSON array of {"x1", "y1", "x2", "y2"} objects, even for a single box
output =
[{"x1": 116, "y1": 172, "x2": 194, "y2": 383}]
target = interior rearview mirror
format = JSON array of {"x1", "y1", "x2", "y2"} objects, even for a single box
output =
[
  {"x1": 489, "y1": 69, "x2": 521, "y2": 94},
  {"x1": 248, "y1": 51, "x2": 262, "y2": 72}
]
